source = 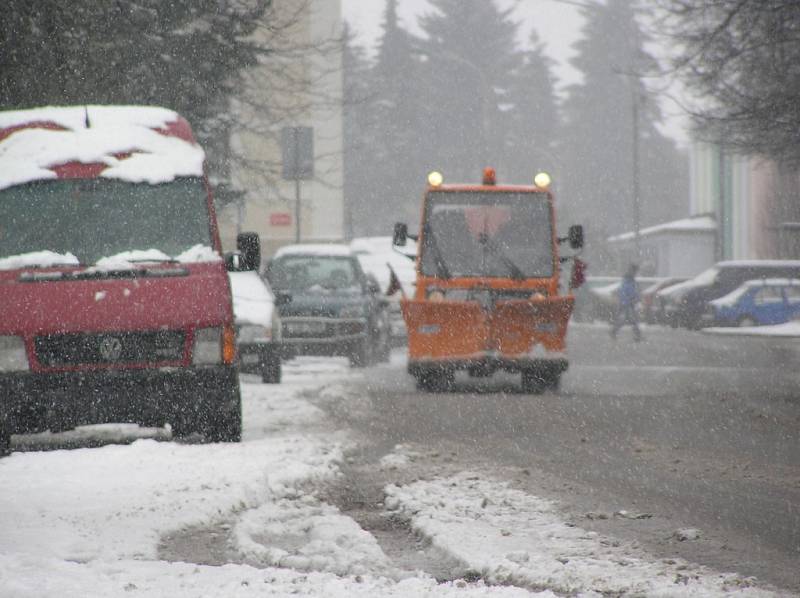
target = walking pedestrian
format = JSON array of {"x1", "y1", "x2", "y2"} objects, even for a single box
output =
[{"x1": 611, "y1": 264, "x2": 642, "y2": 341}]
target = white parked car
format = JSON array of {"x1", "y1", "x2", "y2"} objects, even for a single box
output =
[
  {"x1": 228, "y1": 270, "x2": 283, "y2": 383},
  {"x1": 350, "y1": 236, "x2": 416, "y2": 343}
]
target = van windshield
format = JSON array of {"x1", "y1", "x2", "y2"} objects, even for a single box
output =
[
  {"x1": 421, "y1": 190, "x2": 553, "y2": 279},
  {"x1": 0, "y1": 177, "x2": 212, "y2": 266}
]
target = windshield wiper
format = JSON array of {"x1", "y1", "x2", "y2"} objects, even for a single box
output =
[
  {"x1": 482, "y1": 236, "x2": 525, "y2": 280},
  {"x1": 424, "y1": 226, "x2": 451, "y2": 279}
]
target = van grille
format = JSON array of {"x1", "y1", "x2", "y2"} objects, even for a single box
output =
[{"x1": 34, "y1": 331, "x2": 185, "y2": 367}]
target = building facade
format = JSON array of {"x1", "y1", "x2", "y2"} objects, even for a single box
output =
[{"x1": 219, "y1": 0, "x2": 344, "y2": 260}]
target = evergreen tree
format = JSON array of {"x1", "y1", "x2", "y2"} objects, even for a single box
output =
[
  {"x1": 342, "y1": 25, "x2": 378, "y2": 239},
  {"x1": 368, "y1": 0, "x2": 428, "y2": 235},
  {"x1": 559, "y1": 0, "x2": 687, "y2": 266},
  {"x1": 504, "y1": 28, "x2": 560, "y2": 185},
  {"x1": 1, "y1": 1, "x2": 268, "y2": 195},
  {"x1": 415, "y1": 0, "x2": 523, "y2": 183}
]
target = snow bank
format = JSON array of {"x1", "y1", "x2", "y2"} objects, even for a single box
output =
[
  {"x1": 385, "y1": 473, "x2": 774, "y2": 596},
  {"x1": 704, "y1": 320, "x2": 800, "y2": 337}
]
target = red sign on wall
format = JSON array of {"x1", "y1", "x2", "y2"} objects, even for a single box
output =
[{"x1": 270, "y1": 212, "x2": 292, "y2": 226}]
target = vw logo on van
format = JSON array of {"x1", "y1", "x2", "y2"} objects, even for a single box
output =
[{"x1": 98, "y1": 336, "x2": 123, "y2": 361}]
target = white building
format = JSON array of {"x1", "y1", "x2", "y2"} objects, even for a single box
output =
[{"x1": 219, "y1": 0, "x2": 344, "y2": 260}]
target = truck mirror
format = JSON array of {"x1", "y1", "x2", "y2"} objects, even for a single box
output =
[
  {"x1": 568, "y1": 225, "x2": 584, "y2": 250},
  {"x1": 236, "y1": 232, "x2": 261, "y2": 271},
  {"x1": 393, "y1": 222, "x2": 408, "y2": 247}
]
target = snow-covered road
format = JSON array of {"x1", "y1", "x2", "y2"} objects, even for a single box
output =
[{"x1": 0, "y1": 358, "x2": 786, "y2": 596}]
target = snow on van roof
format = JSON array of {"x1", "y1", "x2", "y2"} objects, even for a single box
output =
[
  {"x1": 273, "y1": 244, "x2": 353, "y2": 258},
  {"x1": 0, "y1": 105, "x2": 205, "y2": 191}
]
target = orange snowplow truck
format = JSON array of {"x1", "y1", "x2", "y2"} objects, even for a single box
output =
[{"x1": 392, "y1": 168, "x2": 585, "y2": 393}]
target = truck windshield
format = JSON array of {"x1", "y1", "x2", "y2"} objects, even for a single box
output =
[
  {"x1": 268, "y1": 256, "x2": 361, "y2": 292},
  {"x1": 0, "y1": 177, "x2": 212, "y2": 266},
  {"x1": 420, "y1": 190, "x2": 553, "y2": 279}
]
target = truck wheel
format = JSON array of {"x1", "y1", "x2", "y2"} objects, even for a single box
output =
[
  {"x1": 262, "y1": 355, "x2": 282, "y2": 384},
  {"x1": 349, "y1": 338, "x2": 370, "y2": 368},
  {"x1": 416, "y1": 368, "x2": 454, "y2": 392},
  {"x1": 521, "y1": 370, "x2": 546, "y2": 394}
]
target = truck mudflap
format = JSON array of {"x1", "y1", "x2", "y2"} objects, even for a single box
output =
[{"x1": 402, "y1": 296, "x2": 573, "y2": 365}]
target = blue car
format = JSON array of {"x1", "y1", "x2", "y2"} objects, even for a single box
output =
[{"x1": 706, "y1": 279, "x2": 800, "y2": 327}]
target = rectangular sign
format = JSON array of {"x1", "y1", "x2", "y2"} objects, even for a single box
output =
[
  {"x1": 281, "y1": 126, "x2": 314, "y2": 180},
  {"x1": 270, "y1": 212, "x2": 292, "y2": 226}
]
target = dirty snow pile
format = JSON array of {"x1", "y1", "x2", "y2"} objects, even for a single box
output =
[
  {"x1": 0, "y1": 357, "x2": 784, "y2": 597},
  {"x1": 0, "y1": 360, "x2": 535, "y2": 597},
  {"x1": 385, "y1": 472, "x2": 775, "y2": 597}
]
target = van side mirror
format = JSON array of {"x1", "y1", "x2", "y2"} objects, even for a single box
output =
[
  {"x1": 393, "y1": 222, "x2": 408, "y2": 247},
  {"x1": 568, "y1": 225, "x2": 584, "y2": 250},
  {"x1": 237, "y1": 232, "x2": 261, "y2": 272}
]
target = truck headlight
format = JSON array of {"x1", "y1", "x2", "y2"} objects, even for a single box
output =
[
  {"x1": 193, "y1": 326, "x2": 236, "y2": 365},
  {"x1": 339, "y1": 305, "x2": 365, "y2": 319},
  {"x1": 0, "y1": 336, "x2": 29, "y2": 372},
  {"x1": 237, "y1": 324, "x2": 270, "y2": 343}
]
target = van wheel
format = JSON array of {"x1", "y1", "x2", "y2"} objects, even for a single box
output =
[
  {"x1": 262, "y1": 355, "x2": 282, "y2": 384},
  {"x1": 173, "y1": 390, "x2": 242, "y2": 443},
  {"x1": 206, "y1": 403, "x2": 242, "y2": 442},
  {"x1": 521, "y1": 370, "x2": 546, "y2": 394},
  {"x1": 0, "y1": 419, "x2": 11, "y2": 456}
]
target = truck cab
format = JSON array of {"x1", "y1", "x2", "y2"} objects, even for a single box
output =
[{"x1": 393, "y1": 169, "x2": 584, "y2": 393}]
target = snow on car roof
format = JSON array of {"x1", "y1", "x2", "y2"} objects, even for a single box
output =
[
  {"x1": 0, "y1": 105, "x2": 205, "y2": 191},
  {"x1": 717, "y1": 259, "x2": 800, "y2": 268},
  {"x1": 273, "y1": 243, "x2": 354, "y2": 258}
]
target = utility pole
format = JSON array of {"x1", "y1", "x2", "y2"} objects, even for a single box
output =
[{"x1": 632, "y1": 86, "x2": 641, "y2": 262}]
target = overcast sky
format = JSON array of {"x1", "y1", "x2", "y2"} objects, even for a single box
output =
[{"x1": 341, "y1": 0, "x2": 689, "y2": 145}]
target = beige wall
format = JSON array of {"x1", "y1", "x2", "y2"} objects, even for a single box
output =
[{"x1": 219, "y1": 0, "x2": 344, "y2": 263}]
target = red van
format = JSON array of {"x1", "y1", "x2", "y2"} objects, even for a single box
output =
[{"x1": 0, "y1": 105, "x2": 255, "y2": 453}]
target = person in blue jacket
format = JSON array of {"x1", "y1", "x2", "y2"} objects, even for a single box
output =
[{"x1": 611, "y1": 264, "x2": 642, "y2": 341}]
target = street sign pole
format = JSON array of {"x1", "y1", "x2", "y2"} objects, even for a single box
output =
[{"x1": 281, "y1": 126, "x2": 314, "y2": 244}]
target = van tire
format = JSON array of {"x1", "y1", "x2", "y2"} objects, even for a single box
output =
[
  {"x1": 206, "y1": 403, "x2": 242, "y2": 442},
  {"x1": 0, "y1": 418, "x2": 11, "y2": 456},
  {"x1": 262, "y1": 355, "x2": 282, "y2": 384}
]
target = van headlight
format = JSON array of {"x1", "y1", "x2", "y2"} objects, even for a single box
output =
[
  {"x1": 237, "y1": 324, "x2": 270, "y2": 343},
  {"x1": 193, "y1": 326, "x2": 236, "y2": 365},
  {"x1": 0, "y1": 336, "x2": 29, "y2": 372}
]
